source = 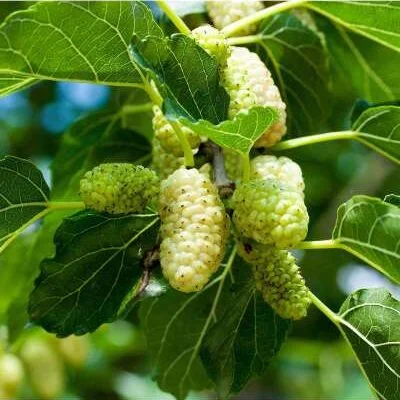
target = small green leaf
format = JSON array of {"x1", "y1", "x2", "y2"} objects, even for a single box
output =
[
  {"x1": 29, "y1": 211, "x2": 160, "y2": 337},
  {"x1": 337, "y1": 288, "x2": 400, "y2": 400},
  {"x1": 351, "y1": 106, "x2": 400, "y2": 164},
  {"x1": 0, "y1": 1, "x2": 162, "y2": 97},
  {"x1": 201, "y1": 273, "x2": 290, "y2": 398},
  {"x1": 180, "y1": 106, "x2": 277, "y2": 154},
  {"x1": 0, "y1": 156, "x2": 50, "y2": 247},
  {"x1": 131, "y1": 33, "x2": 229, "y2": 123},
  {"x1": 384, "y1": 194, "x2": 400, "y2": 207},
  {"x1": 333, "y1": 195, "x2": 400, "y2": 284},
  {"x1": 51, "y1": 110, "x2": 151, "y2": 200}
]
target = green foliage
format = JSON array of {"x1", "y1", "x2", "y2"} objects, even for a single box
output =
[
  {"x1": 29, "y1": 211, "x2": 160, "y2": 336},
  {"x1": 337, "y1": 288, "x2": 400, "y2": 400}
]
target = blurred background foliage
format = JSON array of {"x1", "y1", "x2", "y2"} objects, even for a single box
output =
[{"x1": 0, "y1": 1, "x2": 398, "y2": 399}]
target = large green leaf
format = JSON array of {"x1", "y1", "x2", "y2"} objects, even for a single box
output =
[
  {"x1": 0, "y1": 156, "x2": 50, "y2": 249},
  {"x1": 139, "y1": 250, "x2": 290, "y2": 399},
  {"x1": 255, "y1": 12, "x2": 331, "y2": 134},
  {"x1": 0, "y1": 1, "x2": 162, "y2": 97},
  {"x1": 51, "y1": 110, "x2": 151, "y2": 200},
  {"x1": 351, "y1": 106, "x2": 400, "y2": 165},
  {"x1": 131, "y1": 33, "x2": 229, "y2": 123},
  {"x1": 337, "y1": 288, "x2": 400, "y2": 400},
  {"x1": 180, "y1": 106, "x2": 277, "y2": 155},
  {"x1": 29, "y1": 211, "x2": 160, "y2": 337},
  {"x1": 333, "y1": 196, "x2": 400, "y2": 284}
]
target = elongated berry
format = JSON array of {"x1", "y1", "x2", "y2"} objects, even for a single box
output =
[
  {"x1": 232, "y1": 180, "x2": 308, "y2": 248},
  {"x1": 0, "y1": 353, "x2": 24, "y2": 398},
  {"x1": 206, "y1": 0, "x2": 264, "y2": 36},
  {"x1": 221, "y1": 46, "x2": 286, "y2": 147},
  {"x1": 159, "y1": 168, "x2": 228, "y2": 292},
  {"x1": 152, "y1": 137, "x2": 185, "y2": 180},
  {"x1": 80, "y1": 163, "x2": 159, "y2": 214},
  {"x1": 253, "y1": 250, "x2": 311, "y2": 320},
  {"x1": 251, "y1": 155, "x2": 305, "y2": 194}
]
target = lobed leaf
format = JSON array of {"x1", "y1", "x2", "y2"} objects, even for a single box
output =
[
  {"x1": 333, "y1": 195, "x2": 400, "y2": 284},
  {"x1": 337, "y1": 288, "x2": 400, "y2": 400},
  {"x1": 29, "y1": 210, "x2": 160, "y2": 337},
  {"x1": 0, "y1": 1, "x2": 162, "y2": 97}
]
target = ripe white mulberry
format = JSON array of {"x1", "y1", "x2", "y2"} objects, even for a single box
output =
[
  {"x1": 159, "y1": 168, "x2": 228, "y2": 292},
  {"x1": 206, "y1": 0, "x2": 264, "y2": 35},
  {"x1": 191, "y1": 24, "x2": 230, "y2": 66},
  {"x1": 80, "y1": 163, "x2": 159, "y2": 214},
  {"x1": 152, "y1": 106, "x2": 200, "y2": 157},
  {"x1": 221, "y1": 46, "x2": 287, "y2": 147},
  {"x1": 251, "y1": 155, "x2": 305, "y2": 194},
  {"x1": 232, "y1": 180, "x2": 308, "y2": 248},
  {"x1": 152, "y1": 138, "x2": 185, "y2": 180},
  {"x1": 253, "y1": 250, "x2": 311, "y2": 320},
  {"x1": 0, "y1": 353, "x2": 24, "y2": 398}
]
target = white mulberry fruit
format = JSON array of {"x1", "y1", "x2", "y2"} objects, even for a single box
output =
[
  {"x1": 0, "y1": 353, "x2": 24, "y2": 398},
  {"x1": 80, "y1": 163, "x2": 159, "y2": 214},
  {"x1": 222, "y1": 46, "x2": 286, "y2": 147},
  {"x1": 206, "y1": 0, "x2": 264, "y2": 36},
  {"x1": 159, "y1": 168, "x2": 228, "y2": 292},
  {"x1": 191, "y1": 24, "x2": 230, "y2": 66},
  {"x1": 253, "y1": 250, "x2": 311, "y2": 320},
  {"x1": 152, "y1": 106, "x2": 200, "y2": 157},
  {"x1": 232, "y1": 180, "x2": 308, "y2": 248},
  {"x1": 251, "y1": 155, "x2": 305, "y2": 194},
  {"x1": 152, "y1": 138, "x2": 185, "y2": 180}
]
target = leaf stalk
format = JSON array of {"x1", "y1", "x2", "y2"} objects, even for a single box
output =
[{"x1": 156, "y1": 0, "x2": 191, "y2": 36}]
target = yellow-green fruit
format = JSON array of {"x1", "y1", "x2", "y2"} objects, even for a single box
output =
[
  {"x1": 159, "y1": 168, "x2": 228, "y2": 292},
  {"x1": 236, "y1": 236, "x2": 273, "y2": 265},
  {"x1": 232, "y1": 180, "x2": 309, "y2": 248},
  {"x1": 58, "y1": 336, "x2": 90, "y2": 368},
  {"x1": 221, "y1": 46, "x2": 286, "y2": 147},
  {"x1": 152, "y1": 138, "x2": 185, "y2": 180},
  {"x1": 253, "y1": 250, "x2": 311, "y2": 320},
  {"x1": 20, "y1": 339, "x2": 65, "y2": 400},
  {"x1": 152, "y1": 106, "x2": 200, "y2": 157},
  {"x1": 223, "y1": 148, "x2": 242, "y2": 181},
  {"x1": 0, "y1": 353, "x2": 24, "y2": 398},
  {"x1": 206, "y1": 0, "x2": 264, "y2": 35},
  {"x1": 251, "y1": 155, "x2": 305, "y2": 194},
  {"x1": 191, "y1": 24, "x2": 230, "y2": 66},
  {"x1": 80, "y1": 163, "x2": 159, "y2": 214}
]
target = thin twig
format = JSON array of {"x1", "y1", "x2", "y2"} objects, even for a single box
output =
[{"x1": 134, "y1": 246, "x2": 160, "y2": 300}]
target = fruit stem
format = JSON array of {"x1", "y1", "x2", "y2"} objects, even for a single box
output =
[
  {"x1": 169, "y1": 120, "x2": 195, "y2": 167},
  {"x1": 221, "y1": 0, "x2": 308, "y2": 37},
  {"x1": 241, "y1": 153, "x2": 251, "y2": 182},
  {"x1": 209, "y1": 142, "x2": 235, "y2": 198},
  {"x1": 156, "y1": 0, "x2": 191, "y2": 36},
  {"x1": 271, "y1": 131, "x2": 357, "y2": 151},
  {"x1": 297, "y1": 239, "x2": 338, "y2": 250},
  {"x1": 227, "y1": 35, "x2": 262, "y2": 46},
  {"x1": 120, "y1": 103, "x2": 153, "y2": 115}
]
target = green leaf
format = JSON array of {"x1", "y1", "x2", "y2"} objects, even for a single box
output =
[
  {"x1": 180, "y1": 106, "x2": 277, "y2": 154},
  {"x1": 255, "y1": 12, "x2": 331, "y2": 134},
  {"x1": 139, "y1": 250, "x2": 290, "y2": 399},
  {"x1": 201, "y1": 275, "x2": 290, "y2": 398},
  {"x1": 29, "y1": 211, "x2": 160, "y2": 337},
  {"x1": 131, "y1": 33, "x2": 229, "y2": 123},
  {"x1": 333, "y1": 195, "x2": 400, "y2": 284},
  {"x1": 337, "y1": 288, "x2": 400, "y2": 400},
  {"x1": 0, "y1": 1, "x2": 163, "y2": 97},
  {"x1": 0, "y1": 156, "x2": 50, "y2": 249},
  {"x1": 351, "y1": 106, "x2": 400, "y2": 165},
  {"x1": 51, "y1": 110, "x2": 151, "y2": 200},
  {"x1": 384, "y1": 194, "x2": 400, "y2": 207}
]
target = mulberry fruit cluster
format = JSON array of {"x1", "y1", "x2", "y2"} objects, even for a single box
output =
[
  {"x1": 232, "y1": 180, "x2": 308, "y2": 249},
  {"x1": 159, "y1": 168, "x2": 228, "y2": 292},
  {"x1": 80, "y1": 163, "x2": 160, "y2": 214},
  {"x1": 206, "y1": 0, "x2": 264, "y2": 35},
  {"x1": 221, "y1": 46, "x2": 287, "y2": 147}
]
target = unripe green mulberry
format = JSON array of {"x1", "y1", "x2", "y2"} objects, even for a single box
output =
[
  {"x1": 152, "y1": 138, "x2": 185, "y2": 180},
  {"x1": 206, "y1": 0, "x2": 264, "y2": 36},
  {"x1": 159, "y1": 168, "x2": 228, "y2": 292},
  {"x1": 0, "y1": 353, "x2": 24, "y2": 398},
  {"x1": 232, "y1": 180, "x2": 308, "y2": 248},
  {"x1": 191, "y1": 24, "x2": 230, "y2": 66},
  {"x1": 221, "y1": 46, "x2": 286, "y2": 147},
  {"x1": 80, "y1": 163, "x2": 159, "y2": 214},
  {"x1": 223, "y1": 148, "x2": 242, "y2": 181},
  {"x1": 152, "y1": 106, "x2": 200, "y2": 157},
  {"x1": 253, "y1": 250, "x2": 311, "y2": 320},
  {"x1": 251, "y1": 155, "x2": 305, "y2": 194}
]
